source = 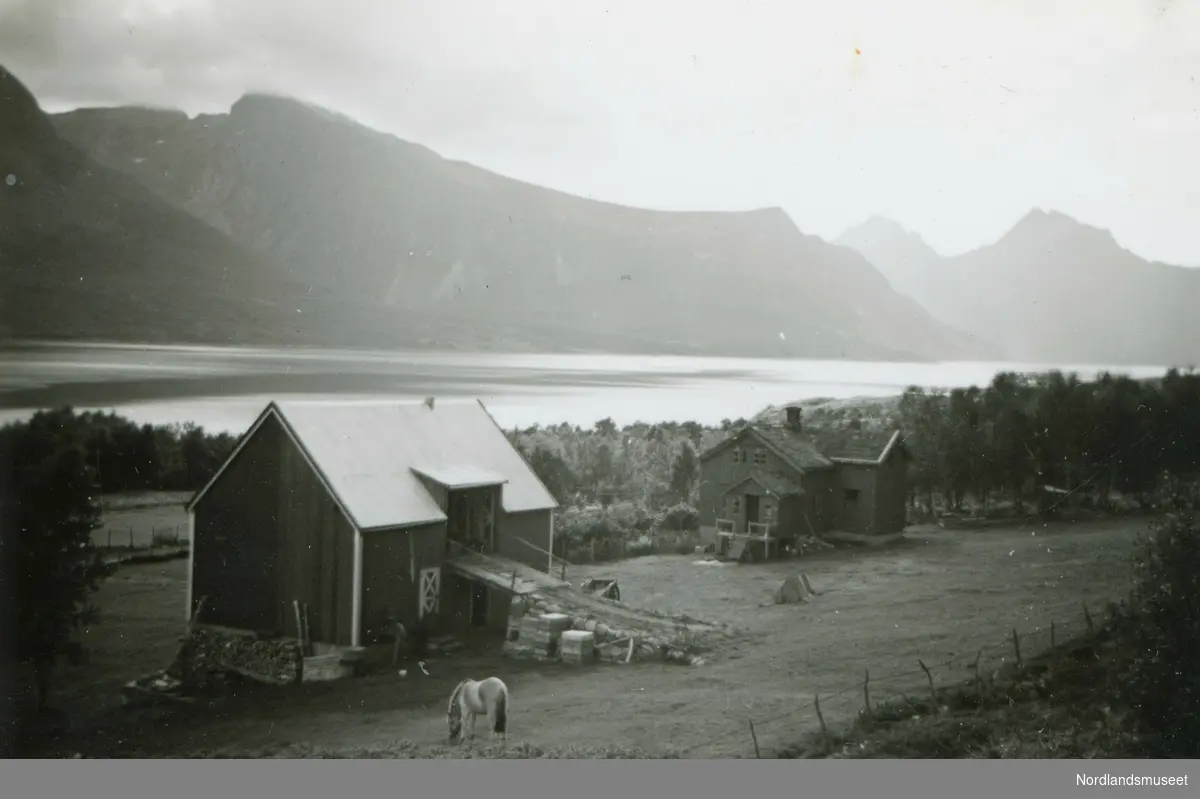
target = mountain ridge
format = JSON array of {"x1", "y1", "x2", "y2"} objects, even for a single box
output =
[
  {"x1": 43, "y1": 85, "x2": 991, "y2": 360},
  {"x1": 835, "y1": 210, "x2": 1200, "y2": 366}
]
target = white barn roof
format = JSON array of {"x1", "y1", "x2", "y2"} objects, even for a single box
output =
[{"x1": 186, "y1": 398, "x2": 558, "y2": 531}]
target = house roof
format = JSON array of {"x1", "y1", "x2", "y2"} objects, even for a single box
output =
[
  {"x1": 752, "y1": 426, "x2": 835, "y2": 470},
  {"x1": 699, "y1": 423, "x2": 903, "y2": 472},
  {"x1": 186, "y1": 398, "x2": 558, "y2": 531},
  {"x1": 724, "y1": 471, "x2": 806, "y2": 498},
  {"x1": 809, "y1": 427, "x2": 902, "y2": 462}
]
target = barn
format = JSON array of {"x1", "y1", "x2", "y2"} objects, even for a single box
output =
[
  {"x1": 183, "y1": 398, "x2": 559, "y2": 652},
  {"x1": 696, "y1": 405, "x2": 910, "y2": 559}
]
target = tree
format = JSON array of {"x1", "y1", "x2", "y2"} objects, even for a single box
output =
[
  {"x1": 5, "y1": 407, "x2": 115, "y2": 712},
  {"x1": 669, "y1": 443, "x2": 698, "y2": 504}
]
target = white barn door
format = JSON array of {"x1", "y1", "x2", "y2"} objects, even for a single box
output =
[{"x1": 418, "y1": 567, "x2": 441, "y2": 620}]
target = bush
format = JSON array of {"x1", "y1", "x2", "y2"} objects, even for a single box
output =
[
  {"x1": 1114, "y1": 491, "x2": 1200, "y2": 756},
  {"x1": 654, "y1": 503, "x2": 699, "y2": 533}
]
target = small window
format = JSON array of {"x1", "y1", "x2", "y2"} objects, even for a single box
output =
[
  {"x1": 764, "y1": 504, "x2": 775, "y2": 521},
  {"x1": 844, "y1": 488, "x2": 861, "y2": 502},
  {"x1": 732, "y1": 448, "x2": 745, "y2": 464},
  {"x1": 752, "y1": 449, "x2": 767, "y2": 466},
  {"x1": 730, "y1": 497, "x2": 741, "y2": 514}
]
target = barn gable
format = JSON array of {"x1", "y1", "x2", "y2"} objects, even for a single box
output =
[{"x1": 187, "y1": 398, "x2": 559, "y2": 532}]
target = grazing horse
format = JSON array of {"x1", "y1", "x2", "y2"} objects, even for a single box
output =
[{"x1": 447, "y1": 677, "x2": 510, "y2": 744}]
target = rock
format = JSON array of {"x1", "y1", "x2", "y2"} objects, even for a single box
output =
[
  {"x1": 584, "y1": 620, "x2": 597, "y2": 632},
  {"x1": 594, "y1": 623, "x2": 610, "y2": 638}
]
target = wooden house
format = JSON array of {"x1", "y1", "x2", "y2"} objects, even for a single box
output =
[
  {"x1": 183, "y1": 398, "x2": 559, "y2": 652},
  {"x1": 697, "y1": 406, "x2": 909, "y2": 559}
]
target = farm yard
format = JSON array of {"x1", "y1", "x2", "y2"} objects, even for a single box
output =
[{"x1": 31, "y1": 514, "x2": 1148, "y2": 758}]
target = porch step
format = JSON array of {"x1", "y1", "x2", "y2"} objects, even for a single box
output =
[{"x1": 725, "y1": 538, "x2": 749, "y2": 563}]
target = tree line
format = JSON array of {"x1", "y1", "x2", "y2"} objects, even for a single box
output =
[
  {"x1": 22, "y1": 409, "x2": 239, "y2": 495},
  {"x1": 897, "y1": 368, "x2": 1200, "y2": 515}
]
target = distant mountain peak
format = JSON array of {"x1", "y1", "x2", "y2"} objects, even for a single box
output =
[
  {"x1": 1003, "y1": 207, "x2": 1119, "y2": 249},
  {"x1": 837, "y1": 215, "x2": 928, "y2": 248}
]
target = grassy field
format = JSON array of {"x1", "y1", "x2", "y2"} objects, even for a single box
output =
[
  {"x1": 94, "y1": 492, "x2": 191, "y2": 549},
  {"x1": 39, "y1": 517, "x2": 1146, "y2": 758}
]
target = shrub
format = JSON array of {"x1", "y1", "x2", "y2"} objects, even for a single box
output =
[{"x1": 1114, "y1": 490, "x2": 1200, "y2": 756}]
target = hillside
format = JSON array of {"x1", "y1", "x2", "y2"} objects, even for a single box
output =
[
  {"x1": 47, "y1": 92, "x2": 990, "y2": 361},
  {"x1": 836, "y1": 212, "x2": 1200, "y2": 366},
  {"x1": 0, "y1": 66, "x2": 417, "y2": 349}
]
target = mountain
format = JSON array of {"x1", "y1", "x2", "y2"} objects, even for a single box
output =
[
  {"x1": 0, "y1": 66, "x2": 415, "y2": 349},
  {"x1": 836, "y1": 211, "x2": 1200, "y2": 367},
  {"x1": 45, "y1": 91, "x2": 990, "y2": 360}
]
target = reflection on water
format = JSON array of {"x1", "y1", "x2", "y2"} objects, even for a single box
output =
[{"x1": 0, "y1": 342, "x2": 1171, "y2": 432}]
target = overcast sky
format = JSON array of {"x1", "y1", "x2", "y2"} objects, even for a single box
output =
[{"x1": 3, "y1": 0, "x2": 1199, "y2": 264}]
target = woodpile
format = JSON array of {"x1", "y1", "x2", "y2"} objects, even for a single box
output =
[{"x1": 168, "y1": 626, "x2": 303, "y2": 689}]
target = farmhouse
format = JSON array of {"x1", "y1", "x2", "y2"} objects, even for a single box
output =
[
  {"x1": 697, "y1": 406, "x2": 909, "y2": 560},
  {"x1": 183, "y1": 398, "x2": 560, "y2": 653}
]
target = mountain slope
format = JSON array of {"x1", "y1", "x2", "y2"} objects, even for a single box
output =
[
  {"x1": 0, "y1": 66, "x2": 414, "y2": 349},
  {"x1": 49, "y1": 93, "x2": 989, "y2": 360},
  {"x1": 837, "y1": 211, "x2": 1200, "y2": 366}
]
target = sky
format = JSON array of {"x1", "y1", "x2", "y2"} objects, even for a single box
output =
[{"x1": 2, "y1": 0, "x2": 1199, "y2": 264}]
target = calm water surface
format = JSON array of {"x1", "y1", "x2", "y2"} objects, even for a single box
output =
[{"x1": 0, "y1": 342, "x2": 1172, "y2": 431}]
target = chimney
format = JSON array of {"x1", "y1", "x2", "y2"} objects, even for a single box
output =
[
  {"x1": 784, "y1": 405, "x2": 802, "y2": 432},
  {"x1": 424, "y1": 397, "x2": 435, "y2": 410}
]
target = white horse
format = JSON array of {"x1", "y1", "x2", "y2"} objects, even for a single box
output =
[{"x1": 447, "y1": 676, "x2": 510, "y2": 745}]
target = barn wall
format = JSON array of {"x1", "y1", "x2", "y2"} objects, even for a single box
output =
[
  {"x1": 192, "y1": 415, "x2": 284, "y2": 634},
  {"x1": 360, "y1": 522, "x2": 446, "y2": 639},
  {"x1": 837, "y1": 464, "x2": 879, "y2": 533},
  {"x1": 873, "y1": 450, "x2": 909, "y2": 534},
  {"x1": 274, "y1": 421, "x2": 357, "y2": 646},
  {"x1": 191, "y1": 412, "x2": 361, "y2": 645},
  {"x1": 495, "y1": 508, "x2": 553, "y2": 573}
]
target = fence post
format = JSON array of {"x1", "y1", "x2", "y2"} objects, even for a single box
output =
[
  {"x1": 748, "y1": 719, "x2": 761, "y2": 758},
  {"x1": 1012, "y1": 627, "x2": 1023, "y2": 671},
  {"x1": 918, "y1": 659, "x2": 938, "y2": 712},
  {"x1": 813, "y1": 694, "x2": 828, "y2": 742},
  {"x1": 862, "y1": 668, "x2": 871, "y2": 715}
]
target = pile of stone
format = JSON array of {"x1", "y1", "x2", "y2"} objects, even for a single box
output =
[
  {"x1": 559, "y1": 630, "x2": 595, "y2": 665},
  {"x1": 168, "y1": 626, "x2": 304, "y2": 689},
  {"x1": 503, "y1": 594, "x2": 708, "y2": 667}
]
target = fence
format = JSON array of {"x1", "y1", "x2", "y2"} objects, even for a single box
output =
[
  {"x1": 565, "y1": 531, "x2": 704, "y2": 564},
  {"x1": 94, "y1": 524, "x2": 189, "y2": 550},
  {"x1": 675, "y1": 600, "x2": 1105, "y2": 758}
]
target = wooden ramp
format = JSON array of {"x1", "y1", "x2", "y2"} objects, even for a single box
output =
[
  {"x1": 444, "y1": 548, "x2": 569, "y2": 595},
  {"x1": 725, "y1": 538, "x2": 749, "y2": 563}
]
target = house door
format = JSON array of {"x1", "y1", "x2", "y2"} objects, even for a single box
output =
[
  {"x1": 744, "y1": 495, "x2": 760, "y2": 531},
  {"x1": 418, "y1": 567, "x2": 441, "y2": 621},
  {"x1": 470, "y1": 583, "x2": 489, "y2": 627}
]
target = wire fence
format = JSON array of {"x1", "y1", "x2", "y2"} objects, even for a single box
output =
[
  {"x1": 92, "y1": 523, "x2": 189, "y2": 550},
  {"x1": 675, "y1": 600, "x2": 1104, "y2": 758}
]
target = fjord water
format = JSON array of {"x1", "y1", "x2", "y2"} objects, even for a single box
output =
[{"x1": 0, "y1": 342, "x2": 1172, "y2": 431}]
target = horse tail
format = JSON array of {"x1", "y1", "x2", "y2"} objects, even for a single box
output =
[
  {"x1": 492, "y1": 684, "x2": 508, "y2": 734},
  {"x1": 447, "y1": 680, "x2": 467, "y2": 719}
]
